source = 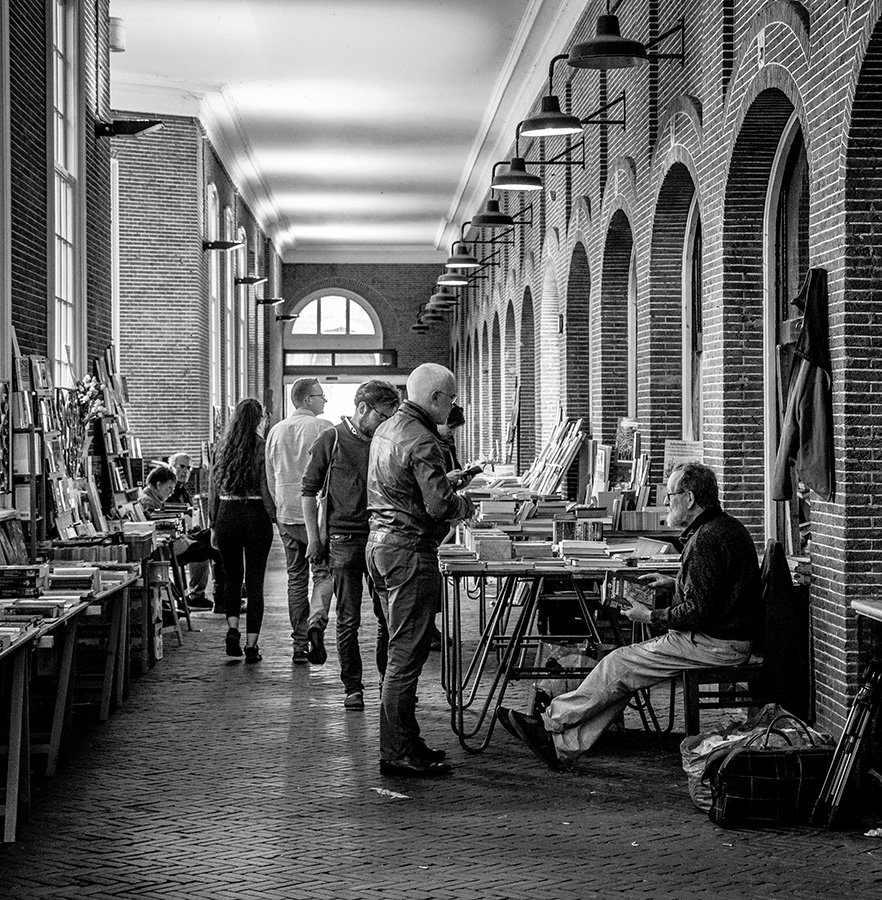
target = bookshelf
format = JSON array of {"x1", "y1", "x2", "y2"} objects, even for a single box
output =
[{"x1": 10, "y1": 356, "x2": 45, "y2": 560}]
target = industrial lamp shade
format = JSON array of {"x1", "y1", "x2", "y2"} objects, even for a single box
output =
[
  {"x1": 567, "y1": 14, "x2": 649, "y2": 69},
  {"x1": 256, "y1": 297, "x2": 285, "y2": 306},
  {"x1": 437, "y1": 271, "x2": 469, "y2": 287},
  {"x1": 236, "y1": 275, "x2": 268, "y2": 286},
  {"x1": 493, "y1": 157, "x2": 543, "y2": 192},
  {"x1": 445, "y1": 243, "x2": 480, "y2": 269},
  {"x1": 422, "y1": 311, "x2": 446, "y2": 323},
  {"x1": 429, "y1": 286, "x2": 459, "y2": 307},
  {"x1": 471, "y1": 199, "x2": 515, "y2": 229},
  {"x1": 276, "y1": 313, "x2": 299, "y2": 322},
  {"x1": 411, "y1": 322, "x2": 430, "y2": 333},
  {"x1": 520, "y1": 95, "x2": 583, "y2": 137},
  {"x1": 95, "y1": 118, "x2": 164, "y2": 138},
  {"x1": 203, "y1": 239, "x2": 245, "y2": 252}
]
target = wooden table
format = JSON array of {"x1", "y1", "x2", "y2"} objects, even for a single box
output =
[{"x1": 0, "y1": 571, "x2": 137, "y2": 843}]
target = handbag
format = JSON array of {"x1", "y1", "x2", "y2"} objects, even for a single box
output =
[
  {"x1": 703, "y1": 713, "x2": 834, "y2": 828},
  {"x1": 316, "y1": 428, "x2": 339, "y2": 548}
]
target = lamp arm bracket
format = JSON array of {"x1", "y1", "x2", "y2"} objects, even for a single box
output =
[
  {"x1": 646, "y1": 16, "x2": 685, "y2": 64},
  {"x1": 525, "y1": 134, "x2": 586, "y2": 169},
  {"x1": 581, "y1": 91, "x2": 627, "y2": 130}
]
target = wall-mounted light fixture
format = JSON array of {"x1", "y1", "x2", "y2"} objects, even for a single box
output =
[
  {"x1": 437, "y1": 271, "x2": 470, "y2": 288},
  {"x1": 235, "y1": 275, "x2": 268, "y2": 286},
  {"x1": 445, "y1": 241, "x2": 481, "y2": 270},
  {"x1": 492, "y1": 157, "x2": 544, "y2": 192},
  {"x1": 276, "y1": 313, "x2": 299, "y2": 322},
  {"x1": 203, "y1": 240, "x2": 245, "y2": 252},
  {"x1": 472, "y1": 198, "x2": 533, "y2": 230},
  {"x1": 567, "y1": 10, "x2": 685, "y2": 70},
  {"x1": 521, "y1": 54, "x2": 583, "y2": 137},
  {"x1": 427, "y1": 288, "x2": 459, "y2": 312},
  {"x1": 256, "y1": 297, "x2": 285, "y2": 306},
  {"x1": 95, "y1": 118, "x2": 164, "y2": 138},
  {"x1": 411, "y1": 322, "x2": 430, "y2": 334}
]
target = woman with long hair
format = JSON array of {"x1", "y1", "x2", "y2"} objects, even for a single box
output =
[{"x1": 209, "y1": 398, "x2": 276, "y2": 662}]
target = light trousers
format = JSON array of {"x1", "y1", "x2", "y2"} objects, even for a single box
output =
[{"x1": 541, "y1": 630, "x2": 752, "y2": 761}]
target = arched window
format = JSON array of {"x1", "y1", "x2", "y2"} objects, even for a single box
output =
[
  {"x1": 764, "y1": 114, "x2": 810, "y2": 543},
  {"x1": 284, "y1": 289, "x2": 394, "y2": 369},
  {"x1": 293, "y1": 294, "x2": 377, "y2": 337},
  {"x1": 682, "y1": 197, "x2": 703, "y2": 441},
  {"x1": 236, "y1": 227, "x2": 248, "y2": 401},
  {"x1": 223, "y1": 207, "x2": 235, "y2": 413},
  {"x1": 206, "y1": 184, "x2": 221, "y2": 420}
]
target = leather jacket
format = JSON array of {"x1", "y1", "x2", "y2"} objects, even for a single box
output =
[{"x1": 367, "y1": 401, "x2": 474, "y2": 552}]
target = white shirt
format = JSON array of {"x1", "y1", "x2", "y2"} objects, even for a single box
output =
[{"x1": 265, "y1": 409, "x2": 333, "y2": 525}]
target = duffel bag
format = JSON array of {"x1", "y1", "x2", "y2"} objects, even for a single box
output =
[{"x1": 703, "y1": 713, "x2": 834, "y2": 828}]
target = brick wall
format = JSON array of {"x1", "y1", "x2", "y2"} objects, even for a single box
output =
[{"x1": 455, "y1": 0, "x2": 882, "y2": 730}]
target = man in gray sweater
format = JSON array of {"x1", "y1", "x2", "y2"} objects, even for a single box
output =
[
  {"x1": 499, "y1": 461, "x2": 761, "y2": 770},
  {"x1": 301, "y1": 381, "x2": 401, "y2": 710}
]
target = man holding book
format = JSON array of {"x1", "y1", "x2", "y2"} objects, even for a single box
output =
[
  {"x1": 498, "y1": 461, "x2": 761, "y2": 770},
  {"x1": 367, "y1": 364, "x2": 475, "y2": 777},
  {"x1": 300, "y1": 380, "x2": 401, "y2": 710}
]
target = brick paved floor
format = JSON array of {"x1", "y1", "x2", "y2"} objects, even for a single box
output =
[{"x1": 2, "y1": 540, "x2": 882, "y2": 899}]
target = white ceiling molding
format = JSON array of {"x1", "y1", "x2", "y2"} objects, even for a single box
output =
[
  {"x1": 112, "y1": 74, "x2": 291, "y2": 257},
  {"x1": 437, "y1": 0, "x2": 588, "y2": 251},
  {"x1": 286, "y1": 246, "x2": 446, "y2": 265}
]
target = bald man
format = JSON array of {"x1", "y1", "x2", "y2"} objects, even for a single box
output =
[{"x1": 367, "y1": 363, "x2": 475, "y2": 777}]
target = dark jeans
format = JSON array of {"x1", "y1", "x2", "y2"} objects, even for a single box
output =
[
  {"x1": 367, "y1": 539, "x2": 439, "y2": 761},
  {"x1": 329, "y1": 533, "x2": 389, "y2": 694},
  {"x1": 214, "y1": 499, "x2": 274, "y2": 633},
  {"x1": 177, "y1": 537, "x2": 225, "y2": 600}
]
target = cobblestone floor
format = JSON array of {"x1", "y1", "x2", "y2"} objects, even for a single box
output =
[{"x1": 2, "y1": 540, "x2": 881, "y2": 899}]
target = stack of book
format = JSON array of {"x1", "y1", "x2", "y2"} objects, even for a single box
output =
[
  {"x1": 1, "y1": 596, "x2": 75, "y2": 618},
  {"x1": 512, "y1": 541, "x2": 554, "y2": 559},
  {"x1": 476, "y1": 499, "x2": 518, "y2": 524},
  {"x1": 47, "y1": 565, "x2": 101, "y2": 596},
  {"x1": 0, "y1": 618, "x2": 37, "y2": 650},
  {"x1": 0, "y1": 563, "x2": 50, "y2": 599},
  {"x1": 619, "y1": 508, "x2": 669, "y2": 531},
  {"x1": 557, "y1": 540, "x2": 610, "y2": 559},
  {"x1": 604, "y1": 572, "x2": 660, "y2": 610},
  {"x1": 470, "y1": 531, "x2": 512, "y2": 561}
]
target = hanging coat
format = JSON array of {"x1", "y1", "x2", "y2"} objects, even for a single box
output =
[{"x1": 771, "y1": 268, "x2": 834, "y2": 502}]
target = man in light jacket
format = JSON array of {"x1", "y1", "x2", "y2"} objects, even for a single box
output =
[{"x1": 265, "y1": 377, "x2": 333, "y2": 662}]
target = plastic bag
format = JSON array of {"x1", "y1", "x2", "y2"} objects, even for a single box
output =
[{"x1": 681, "y1": 703, "x2": 831, "y2": 812}]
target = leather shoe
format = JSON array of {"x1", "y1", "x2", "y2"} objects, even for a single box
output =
[
  {"x1": 412, "y1": 740, "x2": 447, "y2": 762},
  {"x1": 505, "y1": 708, "x2": 560, "y2": 771},
  {"x1": 307, "y1": 625, "x2": 327, "y2": 665},
  {"x1": 379, "y1": 756, "x2": 453, "y2": 777}
]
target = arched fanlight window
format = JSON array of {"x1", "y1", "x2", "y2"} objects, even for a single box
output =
[{"x1": 293, "y1": 294, "x2": 377, "y2": 336}]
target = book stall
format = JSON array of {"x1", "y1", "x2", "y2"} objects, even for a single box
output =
[
  {"x1": 0, "y1": 333, "x2": 189, "y2": 842},
  {"x1": 439, "y1": 418, "x2": 685, "y2": 752}
]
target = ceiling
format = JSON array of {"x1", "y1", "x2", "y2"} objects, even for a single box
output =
[{"x1": 109, "y1": 0, "x2": 589, "y2": 263}]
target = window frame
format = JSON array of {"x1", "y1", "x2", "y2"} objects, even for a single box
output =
[
  {"x1": 206, "y1": 184, "x2": 221, "y2": 422},
  {"x1": 681, "y1": 195, "x2": 703, "y2": 442},
  {"x1": 49, "y1": 0, "x2": 85, "y2": 389},
  {"x1": 289, "y1": 289, "x2": 383, "y2": 351},
  {"x1": 763, "y1": 112, "x2": 810, "y2": 541},
  {"x1": 236, "y1": 227, "x2": 248, "y2": 401}
]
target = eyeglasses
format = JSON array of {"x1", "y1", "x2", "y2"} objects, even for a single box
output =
[
  {"x1": 368, "y1": 405, "x2": 397, "y2": 423},
  {"x1": 435, "y1": 390, "x2": 457, "y2": 404},
  {"x1": 664, "y1": 489, "x2": 688, "y2": 505},
  {"x1": 308, "y1": 393, "x2": 327, "y2": 401},
  {"x1": 173, "y1": 464, "x2": 192, "y2": 470}
]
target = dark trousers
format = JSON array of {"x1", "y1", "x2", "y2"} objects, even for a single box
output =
[
  {"x1": 214, "y1": 499, "x2": 274, "y2": 633},
  {"x1": 177, "y1": 536, "x2": 225, "y2": 599},
  {"x1": 367, "y1": 540, "x2": 438, "y2": 761},
  {"x1": 328, "y1": 533, "x2": 389, "y2": 694}
]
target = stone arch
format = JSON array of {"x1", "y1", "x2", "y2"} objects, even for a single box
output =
[
  {"x1": 595, "y1": 210, "x2": 634, "y2": 444},
  {"x1": 491, "y1": 312, "x2": 502, "y2": 461},
  {"x1": 518, "y1": 288, "x2": 537, "y2": 472},
  {"x1": 564, "y1": 241, "x2": 591, "y2": 428},
  {"x1": 503, "y1": 300, "x2": 517, "y2": 465},
  {"x1": 718, "y1": 88, "x2": 796, "y2": 532},
  {"x1": 644, "y1": 162, "x2": 697, "y2": 472},
  {"x1": 538, "y1": 262, "x2": 562, "y2": 442}
]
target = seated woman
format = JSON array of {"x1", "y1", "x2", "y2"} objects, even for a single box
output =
[{"x1": 139, "y1": 465, "x2": 224, "y2": 609}]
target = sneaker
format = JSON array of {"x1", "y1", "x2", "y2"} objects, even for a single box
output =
[
  {"x1": 307, "y1": 625, "x2": 327, "y2": 665},
  {"x1": 344, "y1": 691, "x2": 365, "y2": 710},
  {"x1": 244, "y1": 645, "x2": 262, "y2": 664},
  {"x1": 186, "y1": 594, "x2": 212, "y2": 610},
  {"x1": 291, "y1": 650, "x2": 309, "y2": 665},
  {"x1": 225, "y1": 627, "x2": 243, "y2": 658}
]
